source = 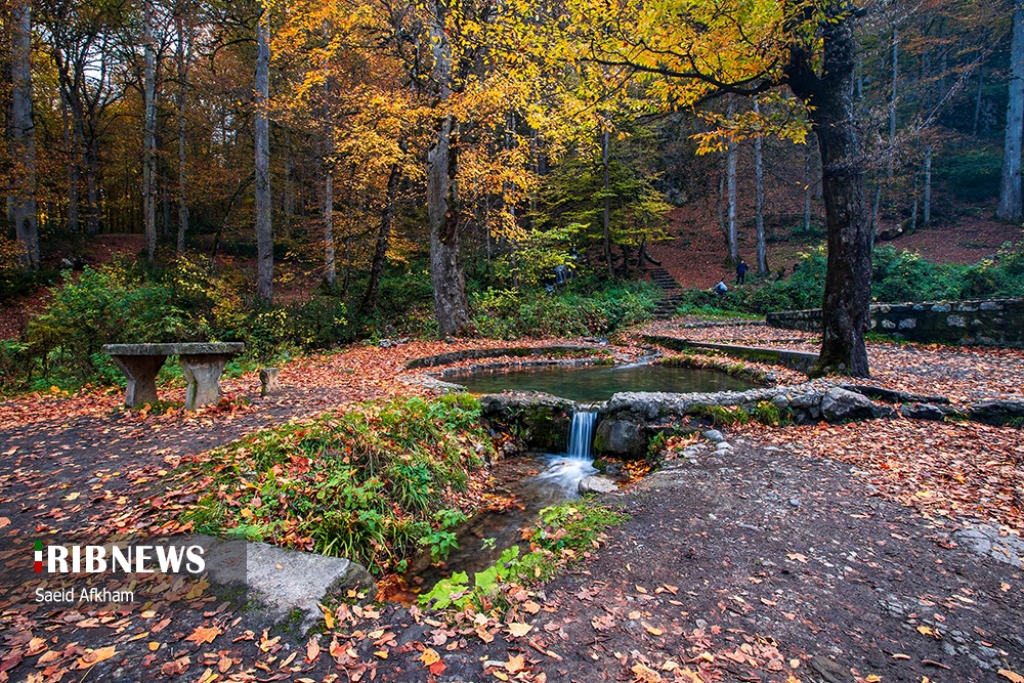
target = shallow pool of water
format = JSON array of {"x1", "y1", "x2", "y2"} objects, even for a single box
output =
[{"x1": 453, "y1": 362, "x2": 754, "y2": 402}]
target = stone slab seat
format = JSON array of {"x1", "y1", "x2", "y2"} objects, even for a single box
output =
[{"x1": 102, "y1": 342, "x2": 245, "y2": 410}]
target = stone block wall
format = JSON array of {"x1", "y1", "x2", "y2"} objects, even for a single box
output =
[{"x1": 767, "y1": 298, "x2": 1024, "y2": 347}]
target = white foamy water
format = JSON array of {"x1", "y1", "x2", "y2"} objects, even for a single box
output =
[{"x1": 527, "y1": 411, "x2": 598, "y2": 500}]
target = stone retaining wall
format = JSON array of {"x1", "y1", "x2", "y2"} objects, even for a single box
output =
[
  {"x1": 767, "y1": 298, "x2": 1024, "y2": 347},
  {"x1": 645, "y1": 335, "x2": 819, "y2": 373},
  {"x1": 404, "y1": 345, "x2": 607, "y2": 369}
]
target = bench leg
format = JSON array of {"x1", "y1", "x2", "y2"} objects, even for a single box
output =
[
  {"x1": 180, "y1": 354, "x2": 230, "y2": 410},
  {"x1": 110, "y1": 355, "x2": 167, "y2": 407}
]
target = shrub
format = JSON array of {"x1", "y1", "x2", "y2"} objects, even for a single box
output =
[
  {"x1": 173, "y1": 395, "x2": 493, "y2": 573},
  {"x1": 472, "y1": 279, "x2": 658, "y2": 339}
]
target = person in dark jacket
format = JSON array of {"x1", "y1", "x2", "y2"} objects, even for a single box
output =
[{"x1": 736, "y1": 260, "x2": 749, "y2": 285}]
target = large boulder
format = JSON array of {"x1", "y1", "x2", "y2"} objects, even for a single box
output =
[
  {"x1": 593, "y1": 419, "x2": 647, "y2": 459},
  {"x1": 820, "y1": 388, "x2": 879, "y2": 422}
]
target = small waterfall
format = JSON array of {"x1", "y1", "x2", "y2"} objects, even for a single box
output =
[
  {"x1": 566, "y1": 410, "x2": 597, "y2": 459},
  {"x1": 530, "y1": 410, "x2": 599, "y2": 499}
]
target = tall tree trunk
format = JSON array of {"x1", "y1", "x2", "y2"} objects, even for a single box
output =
[
  {"x1": 282, "y1": 136, "x2": 295, "y2": 240},
  {"x1": 803, "y1": 142, "x2": 812, "y2": 234},
  {"x1": 602, "y1": 126, "x2": 613, "y2": 278},
  {"x1": 786, "y1": 0, "x2": 872, "y2": 377},
  {"x1": 923, "y1": 144, "x2": 933, "y2": 225},
  {"x1": 362, "y1": 161, "x2": 401, "y2": 313},
  {"x1": 426, "y1": 4, "x2": 470, "y2": 337},
  {"x1": 888, "y1": 22, "x2": 898, "y2": 182},
  {"x1": 998, "y1": 0, "x2": 1024, "y2": 222},
  {"x1": 61, "y1": 96, "x2": 80, "y2": 235},
  {"x1": 255, "y1": 8, "x2": 273, "y2": 302},
  {"x1": 717, "y1": 160, "x2": 726, "y2": 239},
  {"x1": 427, "y1": 115, "x2": 471, "y2": 337},
  {"x1": 175, "y1": 12, "x2": 190, "y2": 255},
  {"x1": 753, "y1": 99, "x2": 767, "y2": 276},
  {"x1": 726, "y1": 98, "x2": 739, "y2": 264},
  {"x1": 323, "y1": 171, "x2": 336, "y2": 286},
  {"x1": 143, "y1": 0, "x2": 158, "y2": 262},
  {"x1": 321, "y1": 59, "x2": 336, "y2": 286},
  {"x1": 7, "y1": 0, "x2": 39, "y2": 269},
  {"x1": 973, "y1": 69, "x2": 984, "y2": 136},
  {"x1": 84, "y1": 136, "x2": 100, "y2": 235}
]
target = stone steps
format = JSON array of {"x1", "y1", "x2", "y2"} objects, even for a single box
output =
[{"x1": 650, "y1": 269, "x2": 685, "y2": 319}]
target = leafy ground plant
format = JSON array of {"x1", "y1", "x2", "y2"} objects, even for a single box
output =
[
  {"x1": 169, "y1": 394, "x2": 493, "y2": 573},
  {"x1": 419, "y1": 500, "x2": 628, "y2": 612}
]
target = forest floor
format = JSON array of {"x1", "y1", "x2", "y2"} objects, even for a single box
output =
[
  {"x1": 1, "y1": 329, "x2": 1023, "y2": 683},
  {"x1": 647, "y1": 206, "x2": 1023, "y2": 290}
]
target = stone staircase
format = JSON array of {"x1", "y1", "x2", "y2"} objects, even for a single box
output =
[{"x1": 650, "y1": 268, "x2": 686, "y2": 320}]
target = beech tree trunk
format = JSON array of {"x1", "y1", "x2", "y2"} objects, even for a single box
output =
[
  {"x1": 602, "y1": 127, "x2": 613, "y2": 277},
  {"x1": 7, "y1": 0, "x2": 39, "y2": 269},
  {"x1": 143, "y1": 0, "x2": 158, "y2": 262},
  {"x1": 362, "y1": 162, "x2": 401, "y2": 312},
  {"x1": 427, "y1": 115, "x2": 471, "y2": 337},
  {"x1": 322, "y1": 72, "x2": 336, "y2": 287},
  {"x1": 803, "y1": 142, "x2": 812, "y2": 234},
  {"x1": 786, "y1": 0, "x2": 872, "y2": 377},
  {"x1": 998, "y1": 0, "x2": 1024, "y2": 222},
  {"x1": 753, "y1": 99, "x2": 767, "y2": 276},
  {"x1": 923, "y1": 144, "x2": 933, "y2": 225},
  {"x1": 426, "y1": 5, "x2": 471, "y2": 337},
  {"x1": 725, "y1": 97, "x2": 739, "y2": 264},
  {"x1": 62, "y1": 97, "x2": 80, "y2": 234},
  {"x1": 255, "y1": 9, "x2": 273, "y2": 302},
  {"x1": 323, "y1": 171, "x2": 336, "y2": 286}
]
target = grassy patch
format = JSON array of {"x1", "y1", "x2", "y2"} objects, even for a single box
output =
[
  {"x1": 418, "y1": 500, "x2": 628, "y2": 612},
  {"x1": 751, "y1": 400, "x2": 782, "y2": 426},
  {"x1": 692, "y1": 404, "x2": 750, "y2": 427},
  {"x1": 173, "y1": 394, "x2": 493, "y2": 574}
]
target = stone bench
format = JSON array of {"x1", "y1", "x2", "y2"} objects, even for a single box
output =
[{"x1": 102, "y1": 342, "x2": 245, "y2": 410}]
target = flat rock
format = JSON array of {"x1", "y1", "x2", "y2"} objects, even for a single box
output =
[
  {"x1": 578, "y1": 475, "x2": 618, "y2": 495},
  {"x1": 203, "y1": 537, "x2": 375, "y2": 632}
]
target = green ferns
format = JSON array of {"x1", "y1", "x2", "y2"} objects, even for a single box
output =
[{"x1": 175, "y1": 395, "x2": 491, "y2": 573}]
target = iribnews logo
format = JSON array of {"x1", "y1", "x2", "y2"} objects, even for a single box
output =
[{"x1": 33, "y1": 540, "x2": 207, "y2": 574}]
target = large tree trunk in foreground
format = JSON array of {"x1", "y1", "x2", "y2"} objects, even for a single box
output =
[
  {"x1": 254, "y1": 10, "x2": 273, "y2": 302},
  {"x1": 426, "y1": 4, "x2": 471, "y2": 337},
  {"x1": 786, "y1": 0, "x2": 871, "y2": 377},
  {"x1": 998, "y1": 0, "x2": 1024, "y2": 222},
  {"x1": 427, "y1": 115, "x2": 472, "y2": 337},
  {"x1": 7, "y1": 0, "x2": 39, "y2": 270}
]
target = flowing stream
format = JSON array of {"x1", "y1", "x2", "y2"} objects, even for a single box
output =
[{"x1": 399, "y1": 411, "x2": 601, "y2": 596}]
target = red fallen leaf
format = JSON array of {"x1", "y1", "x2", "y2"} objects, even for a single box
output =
[{"x1": 161, "y1": 656, "x2": 190, "y2": 675}]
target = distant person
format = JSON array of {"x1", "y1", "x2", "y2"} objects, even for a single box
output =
[
  {"x1": 714, "y1": 279, "x2": 728, "y2": 296},
  {"x1": 735, "y1": 260, "x2": 749, "y2": 285}
]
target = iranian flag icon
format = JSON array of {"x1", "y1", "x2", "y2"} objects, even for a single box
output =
[{"x1": 34, "y1": 540, "x2": 42, "y2": 573}]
